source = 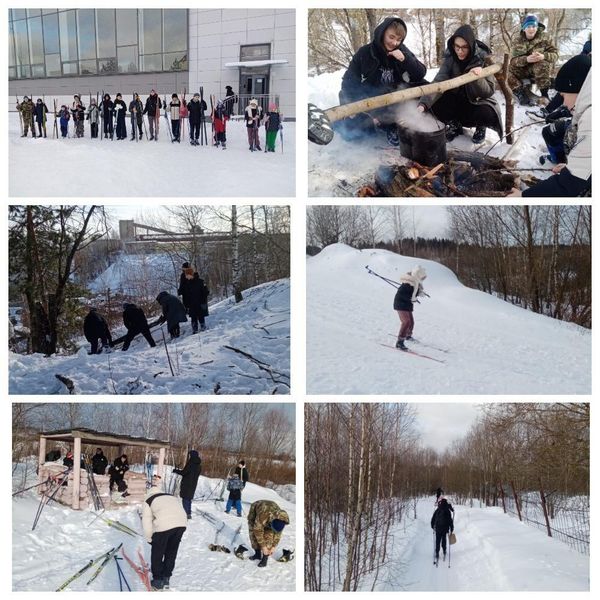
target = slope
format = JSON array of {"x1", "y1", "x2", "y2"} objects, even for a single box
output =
[{"x1": 306, "y1": 244, "x2": 590, "y2": 394}]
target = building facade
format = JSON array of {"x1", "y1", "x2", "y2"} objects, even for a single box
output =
[{"x1": 9, "y1": 8, "x2": 295, "y2": 118}]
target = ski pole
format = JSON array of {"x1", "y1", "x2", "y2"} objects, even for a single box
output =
[
  {"x1": 55, "y1": 547, "x2": 115, "y2": 591},
  {"x1": 114, "y1": 555, "x2": 131, "y2": 591},
  {"x1": 448, "y1": 532, "x2": 451, "y2": 568},
  {"x1": 433, "y1": 530, "x2": 436, "y2": 565},
  {"x1": 86, "y1": 543, "x2": 123, "y2": 585},
  {"x1": 160, "y1": 326, "x2": 175, "y2": 376},
  {"x1": 12, "y1": 476, "x2": 52, "y2": 496},
  {"x1": 364, "y1": 265, "x2": 401, "y2": 288}
]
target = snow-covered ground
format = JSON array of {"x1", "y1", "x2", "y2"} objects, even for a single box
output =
[
  {"x1": 306, "y1": 244, "x2": 591, "y2": 394},
  {"x1": 9, "y1": 112, "x2": 295, "y2": 197},
  {"x1": 9, "y1": 278, "x2": 290, "y2": 395},
  {"x1": 12, "y1": 463, "x2": 296, "y2": 591},
  {"x1": 372, "y1": 498, "x2": 588, "y2": 591},
  {"x1": 308, "y1": 68, "x2": 554, "y2": 196}
]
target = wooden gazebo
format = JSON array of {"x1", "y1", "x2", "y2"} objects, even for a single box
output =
[{"x1": 38, "y1": 428, "x2": 170, "y2": 510}]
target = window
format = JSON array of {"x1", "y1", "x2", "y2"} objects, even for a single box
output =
[
  {"x1": 163, "y1": 52, "x2": 187, "y2": 72},
  {"x1": 140, "y1": 9, "x2": 162, "y2": 55},
  {"x1": 117, "y1": 9, "x2": 137, "y2": 46},
  {"x1": 59, "y1": 10, "x2": 78, "y2": 62},
  {"x1": 118, "y1": 45, "x2": 138, "y2": 73},
  {"x1": 13, "y1": 19, "x2": 30, "y2": 68},
  {"x1": 45, "y1": 54, "x2": 61, "y2": 77},
  {"x1": 96, "y1": 9, "x2": 116, "y2": 59},
  {"x1": 77, "y1": 9, "x2": 97, "y2": 60},
  {"x1": 164, "y1": 9, "x2": 187, "y2": 53},
  {"x1": 43, "y1": 13, "x2": 60, "y2": 54},
  {"x1": 240, "y1": 44, "x2": 271, "y2": 61},
  {"x1": 140, "y1": 53, "x2": 162, "y2": 72},
  {"x1": 28, "y1": 16, "x2": 44, "y2": 65}
]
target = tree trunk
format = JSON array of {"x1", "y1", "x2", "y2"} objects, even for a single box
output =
[{"x1": 231, "y1": 205, "x2": 243, "y2": 303}]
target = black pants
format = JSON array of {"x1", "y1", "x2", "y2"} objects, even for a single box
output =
[
  {"x1": 190, "y1": 121, "x2": 200, "y2": 140},
  {"x1": 171, "y1": 120, "x2": 180, "y2": 140},
  {"x1": 431, "y1": 90, "x2": 499, "y2": 131},
  {"x1": 523, "y1": 169, "x2": 591, "y2": 197},
  {"x1": 435, "y1": 530, "x2": 449, "y2": 556},
  {"x1": 89, "y1": 336, "x2": 109, "y2": 354},
  {"x1": 169, "y1": 324, "x2": 181, "y2": 338},
  {"x1": 90, "y1": 122, "x2": 98, "y2": 138},
  {"x1": 151, "y1": 527, "x2": 186, "y2": 580},
  {"x1": 110, "y1": 476, "x2": 127, "y2": 492},
  {"x1": 103, "y1": 117, "x2": 113, "y2": 138},
  {"x1": 122, "y1": 327, "x2": 156, "y2": 351},
  {"x1": 542, "y1": 118, "x2": 570, "y2": 163},
  {"x1": 115, "y1": 116, "x2": 126, "y2": 139}
]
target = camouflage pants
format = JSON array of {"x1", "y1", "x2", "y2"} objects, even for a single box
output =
[{"x1": 508, "y1": 61, "x2": 554, "y2": 92}]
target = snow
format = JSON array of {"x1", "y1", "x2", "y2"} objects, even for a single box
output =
[
  {"x1": 8, "y1": 112, "x2": 295, "y2": 197},
  {"x1": 307, "y1": 68, "x2": 555, "y2": 196},
  {"x1": 12, "y1": 462, "x2": 296, "y2": 591},
  {"x1": 306, "y1": 244, "x2": 591, "y2": 394},
  {"x1": 9, "y1": 278, "x2": 290, "y2": 395}
]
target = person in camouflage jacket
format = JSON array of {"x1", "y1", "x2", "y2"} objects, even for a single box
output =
[
  {"x1": 508, "y1": 14, "x2": 559, "y2": 105},
  {"x1": 247, "y1": 500, "x2": 290, "y2": 567},
  {"x1": 16, "y1": 96, "x2": 36, "y2": 137}
]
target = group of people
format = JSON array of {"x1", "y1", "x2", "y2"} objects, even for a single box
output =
[
  {"x1": 83, "y1": 262, "x2": 209, "y2": 355},
  {"x1": 16, "y1": 85, "x2": 284, "y2": 152},
  {"x1": 337, "y1": 14, "x2": 591, "y2": 197}
]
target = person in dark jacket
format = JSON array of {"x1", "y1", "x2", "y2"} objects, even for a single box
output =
[
  {"x1": 418, "y1": 24, "x2": 503, "y2": 144},
  {"x1": 431, "y1": 498, "x2": 454, "y2": 561},
  {"x1": 143, "y1": 90, "x2": 162, "y2": 141},
  {"x1": 212, "y1": 99, "x2": 229, "y2": 149},
  {"x1": 435, "y1": 487, "x2": 444, "y2": 502},
  {"x1": 393, "y1": 266, "x2": 427, "y2": 351},
  {"x1": 58, "y1": 104, "x2": 70, "y2": 138},
  {"x1": 178, "y1": 265, "x2": 210, "y2": 333},
  {"x1": 113, "y1": 93, "x2": 127, "y2": 140},
  {"x1": 129, "y1": 93, "x2": 144, "y2": 141},
  {"x1": 235, "y1": 460, "x2": 249, "y2": 487},
  {"x1": 33, "y1": 98, "x2": 49, "y2": 138},
  {"x1": 92, "y1": 447, "x2": 108, "y2": 475},
  {"x1": 109, "y1": 454, "x2": 130, "y2": 494},
  {"x1": 264, "y1": 103, "x2": 282, "y2": 152},
  {"x1": 83, "y1": 307, "x2": 113, "y2": 355},
  {"x1": 173, "y1": 450, "x2": 202, "y2": 518},
  {"x1": 71, "y1": 95, "x2": 86, "y2": 138},
  {"x1": 100, "y1": 94, "x2": 114, "y2": 139},
  {"x1": 338, "y1": 16, "x2": 427, "y2": 144},
  {"x1": 122, "y1": 302, "x2": 156, "y2": 351},
  {"x1": 63, "y1": 451, "x2": 74, "y2": 468},
  {"x1": 224, "y1": 85, "x2": 237, "y2": 117},
  {"x1": 156, "y1": 291, "x2": 188, "y2": 339},
  {"x1": 225, "y1": 473, "x2": 244, "y2": 516},
  {"x1": 187, "y1": 93, "x2": 208, "y2": 146}
]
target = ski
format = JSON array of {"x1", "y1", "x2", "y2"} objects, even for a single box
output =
[
  {"x1": 208, "y1": 544, "x2": 231, "y2": 553},
  {"x1": 55, "y1": 547, "x2": 116, "y2": 591},
  {"x1": 379, "y1": 343, "x2": 445, "y2": 364},
  {"x1": 121, "y1": 546, "x2": 151, "y2": 591},
  {"x1": 100, "y1": 516, "x2": 141, "y2": 537},
  {"x1": 277, "y1": 549, "x2": 295, "y2": 563},
  {"x1": 387, "y1": 334, "x2": 449, "y2": 354},
  {"x1": 86, "y1": 543, "x2": 123, "y2": 585},
  {"x1": 163, "y1": 95, "x2": 173, "y2": 142}
]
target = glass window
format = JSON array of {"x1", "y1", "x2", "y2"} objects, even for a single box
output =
[
  {"x1": 9, "y1": 66, "x2": 16, "y2": 79},
  {"x1": 77, "y1": 9, "x2": 96, "y2": 60},
  {"x1": 13, "y1": 19, "x2": 30, "y2": 67},
  {"x1": 32, "y1": 64, "x2": 45, "y2": 78},
  {"x1": 79, "y1": 59, "x2": 98, "y2": 75},
  {"x1": 42, "y1": 9, "x2": 58, "y2": 15},
  {"x1": 140, "y1": 53, "x2": 162, "y2": 72},
  {"x1": 118, "y1": 45, "x2": 138, "y2": 73},
  {"x1": 240, "y1": 44, "x2": 270, "y2": 61},
  {"x1": 17, "y1": 65, "x2": 31, "y2": 78},
  {"x1": 59, "y1": 10, "x2": 78, "y2": 62},
  {"x1": 12, "y1": 9, "x2": 27, "y2": 20},
  {"x1": 163, "y1": 9, "x2": 187, "y2": 53},
  {"x1": 117, "y1": 9, "x2": 138, "y2": 46},
  {"x1": 62, "y1": 62, "x2": 78, "y2": 76},
  {"x1": 99, "y1": 57, "x2": 118, "y2": 74},
  {"x1": 27, "y1": 9, "x2": 41, "y2": 17},
  {"x1": 97, "y1": 9, "x2": 116, "y2": 58},
  {"x1": 28, "y1": 17, "x2": 44, "y2": 65},
  {"x1": 9, "y1": 23, "x2": 16, "y2": 67},
  {"x1": 45, "y1": 54, "x2": 61, "y2": 77},
  {"x1": 163, "y1": 52, "x2": 187, "y2": 71},
  {"x1": 140, "y1": 9, "x2": 162, "y2": 55},
  {"x1": 43, "y1": 13, "x2": 60, "y2": 54}
]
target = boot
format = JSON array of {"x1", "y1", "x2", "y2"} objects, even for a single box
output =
[
  {"x1": 513, "y1": 86, "x2": 532, "y2": 106},
  {"x1": 257, "y1": 556, "x2": 269, "y2": 568},
  {"x1": 395, "y1": 338, "x2": 408, "y2": 351},
  {"x1": 149, "y1": 134, "x2": 154, "y2": 141},
  {"x1": 249, "y1": 549, "x2": 262, "y2": 561},
  {"x1": 445, "y1": 120, "x2": 463, "y2": 141},
  {"x1": 200, "y1": 323, "x2": 207, "y2": 332},
  {"x1": 163, "y1": 577, "x2": 170, "y2": 590},
  {"x1": 472, "y1": 126, "x2": 486, "y2": 144},
  {"x1": 151, "y1": 579, "x2": 165, "y2": 591}
]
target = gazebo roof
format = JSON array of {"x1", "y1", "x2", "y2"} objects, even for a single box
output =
[{"x1": 40, "y1": 427, "x2": 170, "y2": 449}]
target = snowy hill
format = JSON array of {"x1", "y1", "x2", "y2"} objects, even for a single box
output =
[
  {"x1": 12, "y1": 464, "x2": 296, "y2": 591},
  {"x1": 9, "y1": 279, "x2": 290, "y2": 395},
  {"x1": 9, "y1": 113, "x2": 295, "y2": 197},
  {"x1": 306, "y1": 244, "x2": 590, "y2": 394}
]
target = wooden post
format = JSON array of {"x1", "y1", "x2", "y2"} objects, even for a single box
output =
[
  {"x1": 510, "y1": 480, "x2": 522, "y2": 521},
  {"x1": 73, "y1": 436, "x2": 81, "y2": 510},
  {"x1": 539, "y1": 479, "x2": 552, "y2": 537},
  {"x1": 495, "y1": 53, "x2": 514, "y2": 144},
  {"x1": 38, "y1": 436, "x2": 47, "y2": 488},
  {"x1": 498, "y1": 481, "x2": 507, "y2": 514},
  {"x1": 158, "y1": 447, "x2": 166, "y2": 481}
]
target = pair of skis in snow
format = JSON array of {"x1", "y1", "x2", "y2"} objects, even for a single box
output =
[
  {"x1": 55, "y1": 543, "x2": 123, "y2": 591},
  {"x1": 380, "y1": 334, "x2": 448, "y2": 364}
]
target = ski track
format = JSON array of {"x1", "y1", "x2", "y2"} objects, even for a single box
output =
[
  {"x1": 389, "y1": 499, "x2": 588, "y2": 591},
  {"x1": 9, "y1": 279, "x2": 290, "y2": 395},
  {"x1": 9, "y1": 114, "x2": 295, "y2": 197},
  {"x1": 13, "y1": 469, "x2": 296, "y2": 592},
  {"x1": 307, "y1": 245, "x2": 591, "y2": 394}
]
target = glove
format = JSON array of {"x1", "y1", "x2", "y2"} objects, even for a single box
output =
[{"x1": 546, "y1": 105, "x2": 571, "y2": 124}]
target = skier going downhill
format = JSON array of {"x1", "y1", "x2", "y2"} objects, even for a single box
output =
[
  {"x1": 393, "y1": 265, "x2": 427, "y2": 351},
  {"x1": 431, "y1": 497, "x2": 454, "y2": 564}
]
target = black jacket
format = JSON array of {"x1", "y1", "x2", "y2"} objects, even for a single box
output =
[
  {"x1": 420, "y1": 24, "x2": 503, "y2": 136},
  {"x1": 34, "y1": 102, "x2": 48, "y2": 123},
  {"x1": 235, "y1": 465, "x2": 249, "y2": 485},
  {"x1": 156, "y1": 292, "x2": 188, "y2": 329},
  {"x1": 123, "y1": 303, "x2": 151, "y2": 334},
  {"x1": 92, "y1": 452, "x2": 108, "y2": 475},
  {"x1": 341, "y1": 17, "x2": 427, "y2": 104},
  {"x1": 83, "y1": 309, "x2": 112, "y2": 343},
  {"x1": 393, "y1": 283, "x2": 416, "y2": 312},
  {"x1": 101, "y1": 98, "x2": 114, "y2": 119},
  {"x1": 431, "y1": 502, "x2": 454, "y2": 534},
  {"x1": 173, "y1": 451, "x2": 202, "y2": 499},
  {"x1": 178, "y1": 274, "x2": 210, "y2": 318},
  {"x1": 110, "y1": 456, "x2": 129, "y2": 481},
  {"x1": 143, "y1": 94, "x2": 162, "y2": 117},
  {"x1": 187, "y1": 98, "x2": 208, "y2": 124},
  {"x1": 228, "y1": 488, "x2": 242, "y2": 501},
  {"x1": 113, "y1": 99, "x2": 127, "y2": 122}
]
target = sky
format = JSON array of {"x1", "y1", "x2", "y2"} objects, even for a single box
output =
[{"x1": 412, "y1": 403, "x2": 482, "y2": 451}]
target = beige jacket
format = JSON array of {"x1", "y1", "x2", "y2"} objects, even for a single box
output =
[{"x1": 142, "y1": 489, "x2": 188, "y2": 542}]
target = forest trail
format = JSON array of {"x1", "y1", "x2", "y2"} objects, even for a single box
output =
[
  {"x1": 391, "y1": 499, "x2": 588, "y2": 591},
  {"x1": 306, "y1": 244, "x2": 591, "y2": 394}
]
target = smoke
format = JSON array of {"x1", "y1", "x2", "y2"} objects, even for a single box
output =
[{"x1": 393, "y1": 99, "x2": 442, "y2": 133}]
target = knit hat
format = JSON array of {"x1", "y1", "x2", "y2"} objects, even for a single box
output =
[
  {"x1": 250, "y1": 98, "x2": 258, "y2": 106},
  {"x1": 172, "y1": 93, "x2": 178, "y2": 98},
  {"x1": 268, "y1": 102, "x2": 277, "y2": 111},
  {"x1": 271, "y1": 519, "x2": 286, "y2": 532},
  {"x1": 521, "y1": 14, "x2": 538, "y2": 30},
  {"x1": 193, "y1": 92, "x2": 200, "y2": 98},
  {"x1": 182, "y1": 262, "x2": 190, "y2": 268},
  {"x1": 554, "y1": 55, "x2": 591, "y2": 94}
]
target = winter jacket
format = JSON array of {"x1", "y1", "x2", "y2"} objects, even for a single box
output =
[
  {"x1": 509, "y1": 23, "x2": 559, "y2": 68},
  {"x1": 235, "y1": 465, "x2": 249, "y2": 486},
  {"x1": 169, "y1": 100, "x2": 181, "y2": 120},
  {"x1": 142, "y1": 489, "x2": 188, "y2": 542},
  {"x1": 431, "y1": 501, "x2": 454, "y2": 534},
  {"x1": 83, "y1": 309, "x2": 113, "y2": 344},
  {"x1": 244, "y1": 105, "x2": 263, "y2": 128},
  {"x1": 71, "y1": 102, "x2": 86, "y2": 122},
  {"x1": 17, "y1": 98, "x2": 34, "y2": 121},
  {"x1": 178, "y1": 273, "x2": 210, "y2": 318},
  {"x1": 92, "y1": 451, "x2": 108, "y2": 475},
  {"x1": 393, "y1": 266, "x2": 427, "y2": 312},
  {"x1": 101, "y1": 98, "x2": 114, "y2": 120},
  {"x1": 143, "y1": 94, "x2": 162, "y2": 117},
  {"x1": 341, "y1": 16, "x2": 427, "y2": 104},
  {"x1": 113, "y1": 99, "x2": 127, "y2": 120},
  {"x1": 33, "y1": 102, "x2": 48, "y2": 124},
  {"x1": 212, "y1": 104, "x2": 228, "y2": 133},
  {"x1": 172, "y1": 450, "x2": 202, "y2": 499},
  {"x1": 87, "y1": 104, "x2": 100, "y2": 124},
  {"x1": 129, "y1": 99, "x2": 144, "y2": 120},
  {"x1": 187, "y1": 98, "x2": 208, "y2": 124},
  {"x1": 247, "y1": 500, "x2": 290, "y2": 552},
  {"x1": 265, "y1": 111, "x2": 281, "y2": 132},
  {"x1": 123, "y1": 303, "x2": 151, "y2": 334},
  {"x1": 420, "y1": 25, "x2": 503, "y2": 137},
  {"x1": 156, "y1": 291, "x2": 188, "y2": 329},
  {"x1": 110, "y1": 456, "x2": 129, "y2": 481}
]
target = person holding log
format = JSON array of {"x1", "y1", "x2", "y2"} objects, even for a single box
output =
[
  {"x1": 418, "y1": 24, "x2": 503, "y2": 144},
  {"x1": 337, "y1": 16, "x2": 427, "y2": 145}
]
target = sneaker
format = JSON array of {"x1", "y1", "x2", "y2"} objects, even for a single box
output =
[
  {"x1": 513, "y1": 87, "x2": 532, "y2": 106},
  {"x1": 395, "y1": 339, "x2": 408, "y2": 351},
  {"x1": 386, "y1": 127, "x2": 400, "y2": 147},
  {"x1": 445, "y1": 120, "x2": 463, "y2": 141},
  {"x1": 472, "y1": 126, "x2": 486, "y2": 144}
]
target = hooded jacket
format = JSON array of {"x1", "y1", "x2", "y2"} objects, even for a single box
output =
[
  {"x1": 510, "y1": 22, "x2": 559, "y2": 68},
  {"x1": 173, "y1": 450, "x2": 202, "y2": 499},
  {"x1": 420, "y1": 25, "x2": 503, "y2": 136},
  {"x1": 142, "y1": 488, "x2": 188, "y2": 542},
  {"x1": 178, "y1": 273, "x2": 210, "y2": 318},
  {"x1": 91, "y1": 450, "x2": 108, "y2": 475},
  {"x1": 247, "y1": 500, "x2": 290, "y2": 552},
  {"x1": 393, "y1": 266, "x2": 427, "y2": 312},
  {"x1": 123, "y1": 303, "x2": 151, "y2": 334},
  {"x1": 156, "y1": 291, "x2": 187, "y2": 329},
  {"x1": 340, "y1": 17, "x2": 427, "y2": 103},
  {"x1": 83, "y1": 309, "x2": 112, "y2": 344},
  {"x1": 431, "y1": 499, "x2": 454, "y2": 534}
]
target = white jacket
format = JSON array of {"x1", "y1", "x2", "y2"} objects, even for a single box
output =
[
  {"x1": 142, "y1": 489, "x2": 188, "y2": 542},
  {"x1": 567, "y1": 71, "x2": 591, "y2": 181}
]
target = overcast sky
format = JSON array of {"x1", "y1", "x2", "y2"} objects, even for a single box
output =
[{"x1": 412, "y1": 403, "x2": 482, "y2": 451}]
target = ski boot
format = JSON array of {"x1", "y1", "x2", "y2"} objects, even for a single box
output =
[
  {"x1": 234, "y1": 545, "x2": 248, "y2": 559},
  {"x1": 472, "y1": 126, "x2": 486, "y2": 144},
  {"x1": 151, "y1": 579, "x2": 165, "y2": 591},
  {"x1": 249, "y1": 549, "x2": 262, "y2": 561},
  {"x1": 277, "y1": 549, "x2": 294, "y2": 563},
  {"x1": 445, "y1": 120, "x2": 463, "y2": 141},
  {"x1": 395, "y1": 338, "x2": 408, "y2": 351},
  {"x1": 149, "y1": 134, "x2": 154, "y2": 141},
  {"x1": 163, "y1": 577, "x2": 170, "y2": 590},
  {"x1": 257, "y1": 555, "x2": 269, "y2": 568}
]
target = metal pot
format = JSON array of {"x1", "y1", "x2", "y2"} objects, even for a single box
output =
[{"x1": 398, "y1": 124, "x2": 447, "y2": 167}]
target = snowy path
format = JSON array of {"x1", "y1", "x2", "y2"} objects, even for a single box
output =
[
  {"x1": 307, "y1": 245, "x2": 591, "y2": 394},
  {"x1": 9, "y1": 279, "x2": 290, "y2": 395},
  {"x1": 387, "y1": 499, "x2": 588, "y2": 591},
  {"x1": 9, "y1": 113, "x2": 295, "y2": 197}
]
